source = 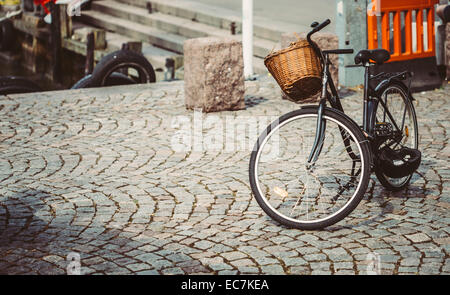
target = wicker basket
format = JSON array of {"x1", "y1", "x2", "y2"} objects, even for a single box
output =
[{"x1": 264, "y1": 39, "x2": 322, "y2": 101}]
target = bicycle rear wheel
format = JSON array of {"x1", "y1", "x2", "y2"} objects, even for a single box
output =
[
  {"x1": 374, "y1": 82, "x2": 419, "y2": 191},
  {"x1": 249, "y1": 108, "x2": 371, "y2": 230}
]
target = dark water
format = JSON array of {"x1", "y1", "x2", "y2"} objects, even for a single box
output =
[{"x1": 0, "y1": 59, "x2": 64, "y2": 92}]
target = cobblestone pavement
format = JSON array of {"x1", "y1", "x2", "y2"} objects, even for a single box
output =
[{"x1": 0, "y1": 79, "x2": 448, "y2": 275}]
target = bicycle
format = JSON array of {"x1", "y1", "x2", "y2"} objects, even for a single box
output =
[{"x1": 249, "y1": 19, "x2": 422, "y2": 230}]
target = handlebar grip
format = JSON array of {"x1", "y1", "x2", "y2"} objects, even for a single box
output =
[
  {"x1": 340, "y1": 49, "x2": 354, "y2": 54},
  {"x1": 312, "y1": 19, "x2": 331, "y2": 34}
]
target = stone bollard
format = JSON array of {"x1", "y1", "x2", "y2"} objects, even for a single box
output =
[
  {"x1": 184, "y1": 37, "x2": 245, "y2": 113},
  {"x1": 280, "y1": 32, "x2": 339, "y2": 101}
]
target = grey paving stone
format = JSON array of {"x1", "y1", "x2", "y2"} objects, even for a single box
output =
[
  {"x1": 289, "y1": 266, "x2": 311, "y2": 275},
  {"x1": 220, "y1": 251, "x2": 247, "y2": 261},
  {"x1": 135, "y1": 253, "x2": 161, "y2": 263},
  {"x1": 400, "y1": 257, "x2": 421, "y2": 266},
  {"x1": 161, "y1": 267, "x2": 185, "y2": 275},
  {"x1": 193, "y1": 240, "x2": 215, "y2": 250},
  {"x1": 398, "y1": 266, "x2": 419, "y2": 274},
  {"x1": 405, "y1": 233, "x2": 432, "y2": 243},
  {"x1": 380, "y1": 255, "x2": 401, "y2": 264},
  {"x1": 281, "y1": 257, "x2": 308, "y2": 267},
  {"x1": 261, "y1": 264, "x2": 285, "y2": 274},
  {"x1": 126, "y1": 263, "x2": 153, "y2": 272},
  {"x1": 297, "y1": 247, "x2": 321, "y2": 255},
  {"x1": 136, "y1": 270, "x2": 159, "y2": 275},
  {"x1": 310, "y1": 262, "x2": 331, "y2": 271},
  {"x1": 333, "y1": 262, "x2": 354, "y2": 270},
  {"x1": 303, "y1": 253, "x2": 327, "y2": 262},
  {"x1": 209, "y1": 263, "x2": 234, "y2": 271},
  {"x1": 238, "y1": 266, "x2": 259, "y2": 274},
  {"x1": 218, "y1": 270, "x2": 238, "y2": 275}
]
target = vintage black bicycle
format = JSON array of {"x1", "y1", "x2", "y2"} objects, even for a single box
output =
[{"x1": 249, "y1": 19, "x2": 421, "y2": 230}]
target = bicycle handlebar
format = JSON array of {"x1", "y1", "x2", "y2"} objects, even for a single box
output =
[
  {"x1": 306, "y1": 19, "x2": 331, "y2": 63},
  {"x1": 307, "y1": 19, "x2": 331, "y2": 41},
  {"x1": 323, "y1": 49, "x2": 354, "y2": 55}
]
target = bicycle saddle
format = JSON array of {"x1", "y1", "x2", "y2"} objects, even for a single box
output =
[{"x1": 354, "y1": 49, "x2": 390, "y2": 65}]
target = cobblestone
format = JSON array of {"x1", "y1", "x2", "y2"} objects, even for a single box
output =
[
  {"x1": 406, "y1": 233, "x2": 432, "y2": 243},
  {"x1": 0, "y1": 79, "x2": 448, "y2": 274}
]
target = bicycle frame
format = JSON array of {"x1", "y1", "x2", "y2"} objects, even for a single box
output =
[{"x1": 306, "y1": 40, "x2": 412, "y2": 167}]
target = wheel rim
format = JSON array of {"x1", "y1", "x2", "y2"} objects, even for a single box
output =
[
  {"x1": 377, "y1": 85, "x2": 418, "y2": 187},
  {"x1": 253, "y1": 114, "x2": 367, "y2": 225}
]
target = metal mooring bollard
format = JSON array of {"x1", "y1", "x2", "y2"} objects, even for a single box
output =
[
  {"x1": 164, "y1": 58, "x2": 175, "y2": 81},
  {"x1": 146, "y1": 2, "x2": 152, "y2": 14},
  {"x1": 230, "y1": 22, "x2": 236, "y2": 35}
]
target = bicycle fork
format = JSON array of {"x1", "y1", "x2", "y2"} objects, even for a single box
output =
[
  {"x1": 307, "y1": 63, "x2": 329, "y2": 170},
  {"x1": 307, "y1": 99, "x2": 327, "y2": 170}
]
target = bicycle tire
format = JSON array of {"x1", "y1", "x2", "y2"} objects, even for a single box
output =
[{"x1": 249, "y1": 107, "x2": 372, "y2": 230}]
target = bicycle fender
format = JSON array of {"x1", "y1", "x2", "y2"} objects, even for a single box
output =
[{"x1": 373, "y1": 79, "x2": 415, "y2": 101}]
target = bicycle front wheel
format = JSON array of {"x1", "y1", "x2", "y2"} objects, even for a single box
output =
[{"x1": 249, "y1": 108, "x2": 372, "y2": 230}]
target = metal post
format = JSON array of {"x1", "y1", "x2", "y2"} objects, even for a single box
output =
[
  {"x1": 85, "y1": 32, "x2": 95, "y2": 75},
  {"x1": 165, "y1": 58, "x2": 175, "y2": 81},
  {"x1": 50, "y1": 1, "x2": 62, "y2": 83},
  {"x1": 242, "y1": 0, "x2": 253, "y2": 78}
]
